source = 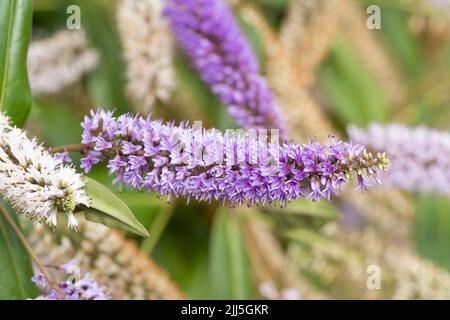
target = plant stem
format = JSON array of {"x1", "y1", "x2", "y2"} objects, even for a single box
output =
[
  {"x1": 140, "y1": 203, "x2": 175, "y2": 255},
  {"x1": 49, "y1": 143, "x2": 86, "y2": 154},
  {"x1": 0, "y1": 204, "x2": 65, "y2": 297}
]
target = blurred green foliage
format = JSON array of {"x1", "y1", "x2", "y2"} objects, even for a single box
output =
[{"x1": 0, "y1": 200, "x2": 37, "y2": 299}]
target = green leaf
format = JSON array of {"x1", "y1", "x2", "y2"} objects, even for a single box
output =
[
  {"x1": 321, "y1": 37, "x2": 390, "y2": 128},
  {"x1": 0, "y1": 200, "x2": 37, "y2": 299},
  {"x1": 266, "y1": 199, "x2": 340, "y2": 230},
  {"x1": 283, "y1": 199, "x2": 339, "y2": 220},
  {"x1": 238, "y1": 17, "x2": 265, "y2": 70},
  {"x1": 83, "y1": 177, "x2": 149, "y2": 237},
  {"x1": 415, "y1": 194, "x2": 450, "y2": 271},
  {"x1": 152, "y1": 202, "x2": 211, "y2": 299},
  {"x1": 77, "y1": 0, "x2": 131, "y2": 113},
  {"x1": 283, "y1": 228, "x2": 360, "y2": 261},
  {"x1": 209, "y1": 210, "x2": 255, "y2": 299},
  {"x1": 379, "y1": 7, "x2": 422, "y2": 76},
  {"x1": 253, "y1": 0, "x2": 295, "y2": 9},
  {"x1": 0, "y1": 0, "x2": 32, "y2": 126}
]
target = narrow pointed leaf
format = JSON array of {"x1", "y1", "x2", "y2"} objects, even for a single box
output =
[
  {"x1": 0, "y1": 0, "x2": 32, "y2": 126},
  {"x1": 83, "y1": 177, "x2": 149, "y2": 237},
  {"x1": 209, "y1": 210, "x2": 255, "y2": 299}
]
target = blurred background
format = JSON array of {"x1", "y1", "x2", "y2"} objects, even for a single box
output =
[{"x1": 25, "y1": 0, "x2": 450, "y2": 299}]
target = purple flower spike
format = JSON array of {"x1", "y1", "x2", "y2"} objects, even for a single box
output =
[
  {"x1": 348, "y1": 123, "x2": 450, "y2": 194},
  {"x1": 164, "y1": 0, "x2": 286, "y2": 138},
  {"x1": 31, "y1": 263, "x2": 110, "y2": 300},
  {"x1": 80, "y1": 110, "x2": 388, "y2": 206}
]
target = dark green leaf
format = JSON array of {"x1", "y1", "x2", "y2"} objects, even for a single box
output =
[
  {"x1": 0, "y1": 200, "x2": 37, "y2": 299},
  {"x1": 253, "y1": 0, "x2": 295, "y2": 9},
  {"x1": 0, "y1": 0, "x2": 32, "y2": 126},
  {"x1": 209, "y1": 210, "x2": 255, "y2": 299},
  {"x1": 83, "y1": 177, "x2": 149, "y2": 237}
]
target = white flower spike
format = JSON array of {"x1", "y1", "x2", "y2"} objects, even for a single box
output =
[{"x1": 0, "y1": 113, "x2": 90, "y2": 229}]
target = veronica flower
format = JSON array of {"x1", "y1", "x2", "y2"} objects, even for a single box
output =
[
  {"x1": 0, "y1": 113, "x2": 90, "y2": 229},
  {"x1": 32, "y1": 262, "x2": 110, "y2": 300},
  {"x1": 117, "y1": 0, "x2": 175, "y2": 112},
  {"x1": 80, "y1": 110, "x2": 387, "y2": 206},
  {"x1": 164, "y1": 0, "x2": 286, "y2": 137},
  {"x1": 28, "y1": 30, "x2": 98, "y2": 96},
  {"x1": 348, "y1": 123, "x2": 450, "y2": 194}
]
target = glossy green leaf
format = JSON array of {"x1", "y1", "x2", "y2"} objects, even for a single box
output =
[
  {"x1": 0, "y1": 200, "x2": 37, "y2": 299},
  {"x1": 86, "y1": 166, "x2": 163, "y2": 229},
  {"x1": 83, "y1": 177, "x2": 149, "y2": 237},
  {"x1": 0, "y1": 0, "x2": 32, "y2": 126},
  {"x1": 209, "y1": 210, "x2": 255, "y2": 299}
]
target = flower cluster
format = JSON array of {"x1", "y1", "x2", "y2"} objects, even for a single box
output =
[
  {"x1": 164, "y1": 0, "x2": 286, "y2": 137},
  {"x1": 431, "y1": 0, "x2": 450, "y2": 11},
  {"x1": 117, "y1": 0, "x2": 175, "y2": 112},
  {"x1": 80, "y1": 110, "x2": 387, "y2": 206},
  {"x1": 348, "y1": 123, "x2": 450, "y2": 194},
  {"x1": 29, "y1": 220, "x2": 185, "y2": 300},
  {"x1": 28, "y1": 30, "x2": 98, "y2": 96},
  {"x1": 0, "y1": 113, "x2": 90, "y2": 229},
  {"x1": 32, "y1": 262, "x2": 110, "y2": 300},
  {"x1": 259, "y1": 281, "x2": 301, "y2": 300}
]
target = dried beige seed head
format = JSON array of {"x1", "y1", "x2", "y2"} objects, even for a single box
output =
[
  {"x1": 280, "y1": 0, "x2": 341, "y2": 88},
  {"x1": 28, "y1": 30, "x2": 98, "y2": 96},
  {"x1": 116, "y1": 0, "x2": 175, "y2": 113},
  {"x1": 339, "y1": 0, "x2": 407, "y2": 108},
  {"x1": 240, "y1": 6, "x2": 335, "y2": 143},
  {"x1": 29, "y1": 220, "x2": 185, "y2": 300},
  {"x1": 242, "y1": 219, "x2": 329, "y2": 300}
]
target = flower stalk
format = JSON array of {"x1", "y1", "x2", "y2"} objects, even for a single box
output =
[{"x1": 78, "y1": 110, "x2": 388, "y2": 206}]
